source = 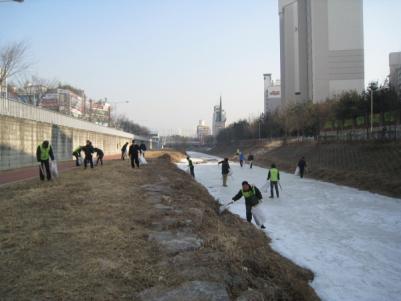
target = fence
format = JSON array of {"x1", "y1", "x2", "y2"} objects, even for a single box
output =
[{"x1": 0, "y1": 97, "x2": 138, "y2": 140}]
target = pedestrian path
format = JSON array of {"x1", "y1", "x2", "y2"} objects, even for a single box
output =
[{"x1": 0, "y1": 154, "x2": 121, "y2": 186}]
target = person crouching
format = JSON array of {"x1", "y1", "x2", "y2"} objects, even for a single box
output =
[{"x1": 231, "y1": 181, "x2": 265, "y2": 229}]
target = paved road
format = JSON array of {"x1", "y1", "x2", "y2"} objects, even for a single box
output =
[{"x1": 0, "y1": 154, "x2": 121, "y2": 186}]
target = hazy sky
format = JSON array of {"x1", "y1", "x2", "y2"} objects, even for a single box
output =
[{"x1": 1, "y1": 0, "x2": 400, "y2": 135}]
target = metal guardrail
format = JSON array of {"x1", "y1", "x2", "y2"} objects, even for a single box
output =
[{"x1": 0, "y1": 97, "x2": 152, "y2": 140}]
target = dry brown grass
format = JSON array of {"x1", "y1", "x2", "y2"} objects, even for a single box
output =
[{"x1": 0, "y1": 153, "x2": 319, "y2": 300}]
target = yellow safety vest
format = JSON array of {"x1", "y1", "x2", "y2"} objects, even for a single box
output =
[
  {"x1": 242, "y1": 187, "x2": 256, "y2": 199},
  {"x1": 39, "y1": 144, "x2": 50, "y2": 161},
  {"x1": 270, "y1": 168, "x2": 279, "y2": 181}
]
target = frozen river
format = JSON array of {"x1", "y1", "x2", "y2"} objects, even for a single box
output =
[{"x1": 178, "y1": 152, "x2": 401, "y2": 301}]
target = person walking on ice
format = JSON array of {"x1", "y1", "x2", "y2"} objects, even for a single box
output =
[
  {"x1": 239, "y1": 152, "x2": 245, "y2": 167},
  {"x1": 247, "y1": 153, "x2": 254, "y2": 169},
  {"x1": 186, "y1": 156, "x2": 195, "y2": 178},
  {"x1": 297, "y1": 156, "x2": 307, "y2": 178},
  {"x1": 36, "y1": 140, "x2": 55, "y2": 181},
  {"x1": 218, "y1": 158, "x2": 230, "y2": 187},
  {"x1": 267, "y1": 163, "x2": 280, "y2": 198},
  {"x1": 231, "y1": 181, "x2": 266, "y2": 229}
]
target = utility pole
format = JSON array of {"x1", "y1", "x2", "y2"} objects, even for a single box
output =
[
  {"x1": 259, "y1": 112, "x2": 265, "y2": 141},
  {"x1": 370, "y1": 89, "x2": 373, "y2": 134}
]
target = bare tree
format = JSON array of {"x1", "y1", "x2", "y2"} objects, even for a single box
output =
[{"x1": 0, "y1": 41, "x2": 30, "y2": 86}]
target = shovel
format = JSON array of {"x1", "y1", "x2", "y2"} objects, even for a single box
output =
[{"x1": 219, "y1": 201, "x2": 233, "y2": 214}]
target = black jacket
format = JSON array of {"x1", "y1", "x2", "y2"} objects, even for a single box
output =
[
  {"x1": 140, "y1": 143, "x2": 147, "y2": 151},
  {"x1": 248, "y1": 155, "x2": 254, "y2": 161},
  {"x1": 232, "y1": 185, "x2": 263, "y2": 206},
  {"x1": 218, "y1": 160, "x2": 230, "y2": 175},
  {"x1": 128, "y1": 144, "x2": 141, "y2": 158},
  {"x1": 94, "y1": 148, "x2": 104, "y2": 157},
  {"x1": 121, "y1": 143, "x2": 128, "y2": 152},
  {"x1": 298, "y1": 159, "x2": 306, "y2": 170},
  {"x1": 36, "y1": 145, "x2": 55, "y2": 162},
  {"x1": 82, "y1": 144, "x2": 94, "y2": 157}
]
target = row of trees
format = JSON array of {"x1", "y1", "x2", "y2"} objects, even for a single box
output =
[
  {"x1": 216, "y1": 84, "x2": 401, "y2": 143},
  {"x1": 113, "y1": 115, "x2": 151, "y2": 136}
]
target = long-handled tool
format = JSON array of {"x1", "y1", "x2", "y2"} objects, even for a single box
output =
[
  {"x1": 261, "y1": 182, "x2": 269, "y2": 193},
  {"x1": 278, "y1": 181, "x2": 283, "y2": 191},
  {"x1": 38, "y1": 162, "x2": 45, "y2": 178},
  {"x1": 219, "y1": 201, "x2": 233, "y2": 214}
]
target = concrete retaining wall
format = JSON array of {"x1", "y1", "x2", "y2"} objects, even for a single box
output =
[
  {"x1": 0, "y1": 115, "x2": 132, "y2": 170},
  {"x1": 0, "y1": 98, "x2": 153, "y2": 170}
]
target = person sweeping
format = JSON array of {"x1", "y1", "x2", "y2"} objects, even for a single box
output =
[
  {"x1": 231, "y1": 181, "x2": 266, "y2": 229},
  {"x1": 218, "y1": 158, "x2": 230, "y2": 187},
  {"x1": 36, "y1": 140, "x2": 55, "y2": 181}
]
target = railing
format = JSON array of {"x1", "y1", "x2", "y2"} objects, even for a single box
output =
[{"x1": 0, "y1": 97, "x2": 144, "y2": 140}]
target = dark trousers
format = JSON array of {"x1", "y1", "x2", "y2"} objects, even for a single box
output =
[
  {"x1": 39, "y1": 160, "x2": 51, "y2": 181},
  {"x1": 299, "y1": 168, "x2": 305, "y2": 178},
  {"x1": 84, "y1": 155, "x2": 94, "y2": 168},
  {"x1": 73, "y1": 152, "x2": 80, "y2": 166},
  {"x1": 245, "y1": 204, "x2": 253, "y2": 222},
  {"x1": 240, "y1": 160, "x2": 244, "y2": 167},
  {"x1": 249, "y1": 161, "x2": 253, "y2": 169},
  {"x1": 270, "y1": 181, "x2": 279, "y2": 198},
  {"x1": 131, "y1": 156, "x2": 139, "y2": 168},
  {"x1": 189, "y1": 166, "x2": 195, "y2": 178},
  {"x1": 96, "y1": 155, "x2": 103, "y2": 166},
  {"x1": 121, "y1": 151, "x2": 126, "y2": 160}
]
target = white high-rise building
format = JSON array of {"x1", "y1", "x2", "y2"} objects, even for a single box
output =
[
  {"x1": 264, "y1": 73, "x2": 282, "y2": 113},
  {"x1": 212, "y1": 97, "x2": 226, "y2": 137},
  {"x1": 279, "y1": 0, "x2": 365, "y2": 106},
  {"x1": 389, "y1": 52, "x2": 401, "y2": 95},
  {"x1": 197, "y1": 120, "x2": 211, "y2": 144}
]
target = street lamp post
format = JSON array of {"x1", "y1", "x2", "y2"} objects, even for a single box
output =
[
  {"x1": 258, "y1": 112, "x2": 265, "y2": 141},
  {"x1": 108, "y1": 100, "x2": 130, "y2": 126},
  {"x1": 369, "y1": 82, "x2": 378, "y2": 136},
  {"x1": 370, "y1": 89, "x2": 373, "y2": 134}
]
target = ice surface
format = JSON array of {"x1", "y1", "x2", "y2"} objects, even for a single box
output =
[{"x1": 178, "y1": 151, "x2": 401, "y2": 301}]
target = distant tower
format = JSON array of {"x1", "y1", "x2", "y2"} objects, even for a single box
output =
[{"x1": 212, "y1": 96, "x2": 226, "y2": 136}]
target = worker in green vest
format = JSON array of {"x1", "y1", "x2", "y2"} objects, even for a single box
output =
[
  {"x1": 72, "y1": 146, "x2": 83, "y2": 166},
  {"x1": 232, "y1": 181, "x2": 265, "y2": 229},
  {"x1": 187, "y1": 156, "x2": 195, "y2": 178},
  {"x1": 267, "y1": 163, "x2": 280, "y2": 198},
  {"x1": 36, "y1": 140, "x2": 55, "y2": 181}
]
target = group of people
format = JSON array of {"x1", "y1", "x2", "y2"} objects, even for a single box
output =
[
  {"x1": 185, "y1": 150, "x2": 308, "y2": 230},
  {"x1": 121, "y1": 140, "x2": 147, "y2": 168},
  {"x1": 72, "y1": 140, "x2": 104, "y2": 169},
  {"x1": 237, "y1": 150, "x2": 254, "y2": 169},
  {"x1": 36, "y1": 138, "x2": 150, "y2": 181}
]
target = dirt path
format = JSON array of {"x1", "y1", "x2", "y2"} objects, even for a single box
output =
[
  {"x1": 0, "y1": 152, "x2": 319, "y2": 300},
  {"x1": 0, "y1": 154, "x2": 121, "y2": 186}
]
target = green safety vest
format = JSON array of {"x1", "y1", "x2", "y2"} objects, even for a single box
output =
[
  {"x1": 270, "y1": 168, "x2": 279, "y2": 181},
  {"x1": 188, "y1": 159, "x2": 194, "y2": 168},
  {"x1": 242, "y1": 186, "x2": 256, "y2": 199},
  {"x1": 39, "y1": 144, "x2": 50, "y2": 161},
  {"x1": 73, "y1": 146, "x2": 81, "y2": 153}
]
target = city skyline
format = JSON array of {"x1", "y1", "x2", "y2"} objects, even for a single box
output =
[{"x1": 1, "y1": 0, "x2": 400, "y2": 135}]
